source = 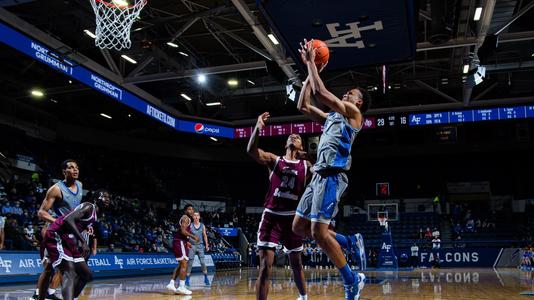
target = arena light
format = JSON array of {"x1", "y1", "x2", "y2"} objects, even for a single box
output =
[
  {"x1": 166, "y1": 41, "x2": 179, "y2": 48},
  {"x1": 267, "y1": 34, "x2": 279, "y2": 45},
  {"x1": 463, "y1": 64, "x2": 470, "y2": 74},
  {"x1": 83, "y1": 29, "x2": 96, "y2": 39},
  {"x1": 473, "y1": 7, "x2": 483, "y2": 21},
  {"x1": 197, "y1": 74, "x2": 206, "y2": 84},
  {"x1": 100, "y1": 113, "x2": 112, "y2": 119},
  {"x1": 31, "y1": 89, "x2": 44, "y2": 97},
  {"x1": 178, "y1": 51, "x2": 189, "y2": 57},
  {"x1": 180, "y1": 93, "x2": 192, "y2": 101},
  {"x1": 120, "y1": 55, "x2": 137, "y2": 64},
  {"x1": 210, "y1": 137, "x2": 218, "y2": 142},
  {"x1": 247, "y1": 80, "x2": 256, "y2": 85},
  {"x1": 227, "y1": 79, "x2": 239, "y2": 86},
  {"x1": 206, "y1": 102, "x2": 221, "y2": 107}
]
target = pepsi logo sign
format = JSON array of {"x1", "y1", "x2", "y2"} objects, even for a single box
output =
[
  {"x1": 194, "y1": 123, "x2": 221, "y2": 134},
  {"x1": 194, "y1": 123, "x2": 204, "y2": 133}
]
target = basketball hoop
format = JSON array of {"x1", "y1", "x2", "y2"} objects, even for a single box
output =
[{"x1": 89, "y1": 0, "x2": 147, "y2": 50}]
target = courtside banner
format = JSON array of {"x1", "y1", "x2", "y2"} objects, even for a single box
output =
[
  {"x1": 0, "y1": 22, "x2": 232, "y2": 138},
  {"x1": 396, "y1": 247, "x2": 503, "y2": 268},
  {"x1": 257, "y1": 0, "x2": 416, "y2": 70},
  {"x1": 0, "y1": 252, "x2": 214, "y2": 276}
]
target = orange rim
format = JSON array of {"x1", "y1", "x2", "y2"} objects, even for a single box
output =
[{"x1": 95, "y1": 0, "x2": 146, "y2": 9}]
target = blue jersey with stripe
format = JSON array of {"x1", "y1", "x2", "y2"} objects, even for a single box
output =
[
  {"x1": 53, "y1": 180, "x2": 83, "y2": 216},
  {"x1": 313, "y1": 112, "x2": 359, "y2": 172}
]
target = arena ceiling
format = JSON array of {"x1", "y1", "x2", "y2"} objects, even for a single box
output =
[{"x1": 1, "y1": 0, "x2": 534, "y2": 127}]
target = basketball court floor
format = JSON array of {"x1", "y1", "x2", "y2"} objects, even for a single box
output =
[{"x1": 1, "y1": 268, "x2": 532, "y2": 299}]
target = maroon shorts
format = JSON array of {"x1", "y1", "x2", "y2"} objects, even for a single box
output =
[
  {"x1": 44, "y1": 230, "x2": 85, "y2": 268},
  {"x1": 257, "y1": 210, "x2": 303, "y2": 253},
  {"x1": 172, "y1": 239, "x2": 189, "y2": 261}
]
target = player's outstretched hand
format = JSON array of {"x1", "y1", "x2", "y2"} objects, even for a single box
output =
[
  {"x1": 257, "y1": 112, "x2": 270, "y2": 129},
  {"x1": 299, "y1": 39, "x2": 316, "y2": 65}
]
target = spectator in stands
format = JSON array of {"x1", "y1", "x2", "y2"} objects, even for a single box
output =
[
  {"x1": 4, "y1": 218, "x2": 20, "y2": 250},
  {"x1": 452, "y1": 204, "x2": 462, "y2": 222},
  {"x1": 23, "y1": 222, "x2": 38, "y2": 249},
  {"x1": 453, "y1": 223, "x2": 463, "y2": 238},
  {"x1": 0, "y1": 212, "x2": 5, "y2": 250},
  {"x1": 432, "y1": 227, "x2": 440, "y2": 239},
  {"x1": 12, "y1": 201, "x2": 23, "y2": 216},
  {"x1": 431, "y1": 236, "x2": 441, "y2": 268},
  {"x1": 466, "y1": 219, "x2": 475, "y2": 232},
  {"x1": 418, "y1": 228, "x2": 424, "y2": 239},
  {"x1": 454, "y1": 235, "x2": 465, "y2": 248},
  {"x1": 410, "y1": 242, "x2": 419, "y2": 268},
  {"x1": 2, "y1": 201, "x2": 13, "y2": 215},
  {"x1": 424, "y1": 227, "x2": 432, "y2": 239},
  {"x1": 107, "y1": 243, "x2": 115, "y2": 253}
]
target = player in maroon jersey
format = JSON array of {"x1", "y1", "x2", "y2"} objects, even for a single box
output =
[
  {"x1": 247, "y1": 112, "x2": 311, "y2": 300},
  {"x1": 41, "y1": 189, "x2": 110, "y2": 300},
  {"x1": 166, "y1": 204, "x2": 199, "y2": 295}
]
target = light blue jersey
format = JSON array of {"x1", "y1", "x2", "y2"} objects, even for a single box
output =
[
  {"x1": 313, "y1": 112, "x2": 360, "y2": 172},
  {"x1": 53, "y1": 180, "x2": 83, "y2": 216}
]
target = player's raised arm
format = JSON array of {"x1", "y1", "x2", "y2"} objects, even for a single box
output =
[
  {"x1": 246, "y1": 112, "x2": 278, "y2": 168},
  {"x1": 297, "y1": 77, "x2": 328, "y2": 123},
  {"x1": 300, "y1": 39, "x2": 361, "y2": 120}
]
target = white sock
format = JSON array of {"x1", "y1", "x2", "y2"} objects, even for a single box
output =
[
  {"x1": 179, "y1": 280, "x2": 186, "y2": 288},
  {"x1": 169, "y1": 279, "x2": 175, "y2": 286},
  {"x1": 299, "y1": 295, "x2": 308, "y2": 300},
  {"x1": 35, "y1": 289, "x2": 39, "y2": 295},
  {"x1": 48, "y1": 288, "x2": 56, "y2": 294}
]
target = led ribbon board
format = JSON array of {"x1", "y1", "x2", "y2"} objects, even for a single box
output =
[{"x1": 0, "y1": 22, "x2": 233, "y2": 138}]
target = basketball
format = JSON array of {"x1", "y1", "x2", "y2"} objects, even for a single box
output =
[{"x1": 311, "y1": 39, "x2": 329, "y2": 66}]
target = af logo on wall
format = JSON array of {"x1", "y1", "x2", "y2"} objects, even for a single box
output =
[{"x1": 325, "y1": 21, "x2": 384, "y2": 48}]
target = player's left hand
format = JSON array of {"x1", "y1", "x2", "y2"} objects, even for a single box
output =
[
  {"x1": 206, "y1": 245, "x2": 209, "y2": 252},
  {"x1": 88, "y1": 226, "x2": 94, "y2": 236},
  {"x1": 298, "y1": 38, "x2": 315, "y2": 64}
]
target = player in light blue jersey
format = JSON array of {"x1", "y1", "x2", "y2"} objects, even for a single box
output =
[
  {"x1": 34, "y1": 159, "x2": 83, "y2": 300},
  {"x1": 292, "y1": 39, "x2": 371, "y2": 300}
]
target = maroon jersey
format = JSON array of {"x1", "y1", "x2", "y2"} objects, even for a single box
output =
[
  {"x1": 173, "y1": 216, "x2": 191, "y2": 241},
  {"x1": 264, "y1": 157, "x2": 307, "y2": 212},
  {"x1": 48, "y1": 203, "x2": 97, "y2": 235}
]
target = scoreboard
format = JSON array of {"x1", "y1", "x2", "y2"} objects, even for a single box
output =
[
  {"x1": 234, "y1": 121, "x2": 323, "y2": 138},
  {"x1": 234, "y1": 104, "x2": 534, "y2": 138},
  {"x1": 409, "y1": 105, "x2": 534, "y2": 126}
]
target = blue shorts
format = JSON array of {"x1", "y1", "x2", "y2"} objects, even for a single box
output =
[{"x1": 296, "y1": 172, "x2": 348, "y2": 224}]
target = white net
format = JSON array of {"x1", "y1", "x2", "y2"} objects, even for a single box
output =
[{"x1": 89, "y1": 0, "x2": 147, "y2": 50}]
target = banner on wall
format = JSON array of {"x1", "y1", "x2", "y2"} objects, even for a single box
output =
[
  {"x1": 216, "y1": 227, "x2": 238, "y2": 237},
  {"x1": 0, "y1": 252, "x2": 214, "y2": 276},
  {"x1": 395, "y1": 247, "x2": 503, "y2": 268},
  {"x1": 0, "y1": 22, "x2": 233, "y2": 138}
]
